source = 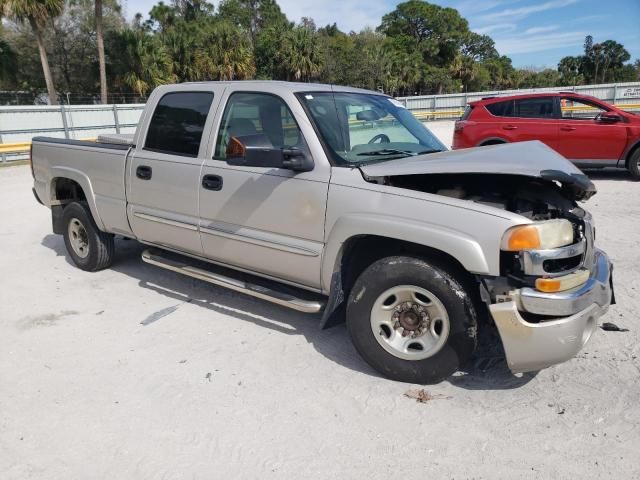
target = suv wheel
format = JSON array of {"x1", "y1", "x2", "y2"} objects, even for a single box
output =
[
  {"x1": 346, "y1": 256, "x2": 478, "y2": 384},
  {"x1": 628, "y1": 148, "x2": 640, "y2": 180}
]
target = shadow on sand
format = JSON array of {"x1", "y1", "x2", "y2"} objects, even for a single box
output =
[
  {"x1": 41, "y1": 233, "x2": 536, "y2": 390},
  {"x1": 584, "y1": 167, "x2": 637, "y2": 182}
]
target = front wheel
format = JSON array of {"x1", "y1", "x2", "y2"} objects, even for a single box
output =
[
  {"x1": 62, "y1": 201, "x2": 114, "y2": 272},
  {"x1": 628, "y1": 148, "x2": 640, "y2": 180},
  {"x1": 346, "y1": 256, "x2": 478, "y2": 384}
]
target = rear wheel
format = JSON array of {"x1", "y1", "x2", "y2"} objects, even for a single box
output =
[
  {"x1": 346, "y1": 256, "x2": 478, "y2": 384},
  {"x1": 628, "y1": 148, "x2": 640, "y2": 180},
  {"x1": 62, "y1": 201, "x2": 114, "y2": 271}
]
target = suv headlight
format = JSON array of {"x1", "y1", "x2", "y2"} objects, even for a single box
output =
[{"x1": 501, "y1": 219, "x2": 574, "y2": 251}]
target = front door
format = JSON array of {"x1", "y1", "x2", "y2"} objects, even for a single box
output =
[
  {"x1": 555, "y1": 96, "x2": 628, "y2": 164},
  {"x1": 197, "y1": 91, "x2": 330, "y2": 289},
  {"x1": 127, "y1": 89, "x2": 221, "y2": 254}
]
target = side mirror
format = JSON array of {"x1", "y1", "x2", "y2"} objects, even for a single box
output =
[
  {"x1": 598, "y1": 112, "x2": 623, "y2": 123},
  {"x1": 225, "y1": 134, "x2": 314, "y2": 172}
]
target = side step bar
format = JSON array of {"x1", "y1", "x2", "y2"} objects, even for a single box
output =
[{"x1": 141, "y1": 249, "x2": 325, "y2": 313}]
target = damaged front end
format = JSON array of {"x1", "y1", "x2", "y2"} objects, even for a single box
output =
[{"x1": 359, "y1": 141, "x2": 613, "y2": 373}]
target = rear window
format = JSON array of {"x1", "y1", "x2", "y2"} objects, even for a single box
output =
[
  {"x1": 460, "y1": 105, "x2": 474, "y2": 120},
  {"x1": 145, "y1": 91, "x2": 215, "y2": 157}
]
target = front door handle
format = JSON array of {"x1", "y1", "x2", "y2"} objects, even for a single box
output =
[
  {"x1": 560, "y1": 126, "x2": 577, "y2": 131},
  {"x1": 202, "y1": 174, "x2": 223, "y2": 191},
  {"x1": 502, "y1": 125, "x2": 518, "y2": 130},
  {"x1": 136, "y1": 165, "x2": 152, "y2": 180}
]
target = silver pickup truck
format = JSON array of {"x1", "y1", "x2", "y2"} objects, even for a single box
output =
[{"x1": 31, "y1": 81, "x2": 614, "y2": 384}]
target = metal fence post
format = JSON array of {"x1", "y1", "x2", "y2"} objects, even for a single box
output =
[
  {"x1": 0, "y1": 133, "x2": 6, "y2": 163},
  {"x1": 112, "y1": 104, "x2": 121, "y2": 134},
  {"x1": 59, "y1": 104, "x2": 70, "y2": 139},
  {"x1": 613, "y1": 84, "x2": 618, "y2": 104}
]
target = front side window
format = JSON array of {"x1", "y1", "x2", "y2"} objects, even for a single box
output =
[
  {"x1": 560, "y1": 97, "x2": 607, "y2": 120},
  {"x1": 299, "y1": 92, "x2": 445, "y2": 166},
  {"x1": 214, "y1": 92, "x2": 308, "y2": 159},
  {"x1": 145, "y1": 92, "x2": 215, "y2": 157},
  {"x1": 513, "y1": 97, "x2": 555, "y2": 118}
]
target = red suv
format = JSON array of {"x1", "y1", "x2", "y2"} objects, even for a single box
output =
[{"x1": 453, "y1": 92, "x2": 640, "y2": 178}]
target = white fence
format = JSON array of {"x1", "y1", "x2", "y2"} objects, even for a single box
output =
[
  {"x1": 398, "y1": 81, "x2": 640, "y2": 119},
  {"x1": 2, "y1": 81, "x2": 640, "y2": 163}
]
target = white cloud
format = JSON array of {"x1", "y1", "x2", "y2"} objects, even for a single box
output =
[
  {"x1": 495, "y1": 31, "x2": 586, "y2": 55},
  {"x1": 479, "y1": 0, "x2": 579, "y2": 21},
  {"x1": 523, "y1": 25, "x2": 559, "y2": 35},
  {"x1": 474, "y1": 23, "x2": 517, "y2": 34},
  {"x1": 276, "y1": 0, "x2": 386, "y2": 31}
]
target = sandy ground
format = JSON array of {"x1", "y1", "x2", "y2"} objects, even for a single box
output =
[{"x1": 1, "y1": 158, "x2": 639, "y2": 479}]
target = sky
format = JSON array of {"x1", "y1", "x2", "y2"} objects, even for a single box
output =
[{"x1": 125, "y1": 0, "x2": 640, "y2": 68}]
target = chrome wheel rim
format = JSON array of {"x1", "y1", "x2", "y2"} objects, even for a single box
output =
[
  {"x1": 68, "y1": 218, "x2": 89, "y2": 259},
  {"x1": 370, "y1": 285, "x2": 450, "y2": 361}
]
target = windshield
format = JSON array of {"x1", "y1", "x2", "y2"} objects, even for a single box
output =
[{"x1": 298, "y1": 92, "x2": 446, "y2": 166}]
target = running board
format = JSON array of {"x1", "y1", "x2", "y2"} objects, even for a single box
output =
[{"x1": 141, "y1": 249, "x2": 325, "y2": 313}]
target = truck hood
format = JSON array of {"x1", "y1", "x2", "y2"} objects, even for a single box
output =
[{"x1": 359, "y1": 141, "x2": 596, "y2": 201}]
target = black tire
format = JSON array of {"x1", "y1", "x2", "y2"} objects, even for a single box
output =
[
  {"x1": 628, "y1": 148, "x2": 640, "y2": 180},
  {"x1": 62, "y1": 201, "x2": 114, "y2": 272},
  {"x1": 346, "y1": 256, "x2": 478, "y2": 384}
]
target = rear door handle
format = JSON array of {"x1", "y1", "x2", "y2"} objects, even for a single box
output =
[
  {"x1": 136, "y1": 165, "x2": 152, "y2": 180},
  {"x1": 560, "y1": 126, "x2": 577, "y2": 131},
  {"x1": 202, "y1": 174, "x2": 223, "y2": 191},
  {"x1": 502, "y1": 125, "x2": 518, "y2": 130}
]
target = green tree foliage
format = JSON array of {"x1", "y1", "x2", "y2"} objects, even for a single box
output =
[
  {"x1": 558, "y1": 35, "x2": 635, "y2": 85},
  {"x1": 0, "y1": 37, "x2": 17, "y2": 85},
  {"x1": 0, "y1": 0, "x2": 64, "y2": 103},
  {"x1": 0, "y1": 0, "x2": 638, "y2": 102}
]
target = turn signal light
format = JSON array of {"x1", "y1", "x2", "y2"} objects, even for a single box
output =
[
  {"x1": 535, "y1": 278, "x2": 562, "y2": 293},
  {"x1": 505, "y1": 225, "x2": 540, "y2": 251},
  {"x1": 535, "y1": 270, "x2": 590, "y2": 293}
]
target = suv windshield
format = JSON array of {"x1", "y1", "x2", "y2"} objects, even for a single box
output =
[{"x1": 298, "y1": 92, "x2": 446, "y2": 166}]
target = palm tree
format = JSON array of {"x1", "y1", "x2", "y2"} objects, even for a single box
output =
[
  {"x1": 0, "y1": 0, "x2": 64, "y2": 104},
  {"x1": 195, "y1": 21, "x2": 255, "y2": 81},
  {"x1": 95, "y1": 0, "x2": 107, "y2": 103},
  {"x1": 120, "y1": 29, "x2": 174, "y2": 96},
  {"x1": 282, "y1": 26, "x2": 322, "y2": 81}
]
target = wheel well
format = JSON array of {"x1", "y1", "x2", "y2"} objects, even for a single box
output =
[
  {"x1": 339, "y1": 235, "x2": 473, "y2": 297},
  {"x1": 51, "y1": 177, "x2": 86, "y2": 203},
  {"x1": 479, "y1": 139, "x2": 506, "y2": 146}
]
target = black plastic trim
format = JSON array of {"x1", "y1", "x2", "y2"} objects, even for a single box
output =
[{"x1": 32, "y1": 136, "x2": 130, "y2": 151}]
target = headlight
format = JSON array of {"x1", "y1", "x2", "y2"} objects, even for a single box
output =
[{"x1": 501, "y1": 219, "x2": 574, "y2": 251}]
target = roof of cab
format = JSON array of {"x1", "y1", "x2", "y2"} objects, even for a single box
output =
[{"x1": 160, "y1": 80, "x2": 384, "y2": 96}]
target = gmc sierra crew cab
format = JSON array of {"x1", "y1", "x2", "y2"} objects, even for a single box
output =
[{"x1": 31, "y1": 81, "x2": 614, "y2": 384}]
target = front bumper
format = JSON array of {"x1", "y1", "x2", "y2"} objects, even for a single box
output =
[{"x1": 490, "y1": 248, "x2": 612, "y2": 373}]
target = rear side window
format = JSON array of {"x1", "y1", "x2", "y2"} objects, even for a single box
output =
[
  {"x1": 145, "y1": 92, "x2": 215, "y2": 157},
  {"x1": 514, "y1": 97, "x2": 555, "y2": 118},
  {"x1": 485, "y1": 100, "x2": 514, "y2": 117}
]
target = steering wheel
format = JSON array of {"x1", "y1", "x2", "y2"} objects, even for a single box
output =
[{"x1": 368, "y1": 133, "x2": 390, "y2": 144}]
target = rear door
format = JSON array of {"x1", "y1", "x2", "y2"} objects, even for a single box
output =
[
  {"x1": 494, "y1": 96, "x2": 560, "y2": 149},
  {"x1": 126, "y1": 87, "x2": 223, "y2": 254},
  {"x1": 556, "y1": 96, "x2": 628, "y2": 164}
]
